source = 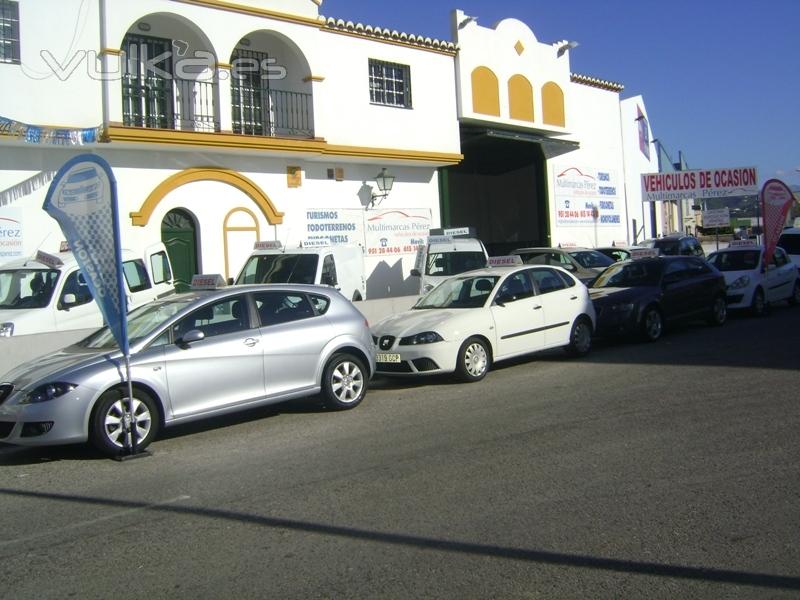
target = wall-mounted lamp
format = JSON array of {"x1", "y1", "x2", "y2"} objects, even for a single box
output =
[
  {"x1": 370, "y1": 168, "x2": 395, "y2": 208},
  {"x1": 137, "y1": 21, "x2": 151, "y2": 32},
  {"x1": 556, "y1": 40, "x2": 579, "y2": 57}
]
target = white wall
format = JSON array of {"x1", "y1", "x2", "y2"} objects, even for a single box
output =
[{"x1": 620, "y1": 95, "x2": 660, "y2": 242}]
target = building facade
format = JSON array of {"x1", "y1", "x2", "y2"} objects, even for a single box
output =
[{"x1": 1, "y1": 0, "x2": 663, "y2": 299}]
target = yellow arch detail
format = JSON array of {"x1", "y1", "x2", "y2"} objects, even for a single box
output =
[
  {"x1": 471, "y1": 66, "x2": 500, "y2": 117},
  {"x1": 542, "y1": 81, "x2": 565, "y2": 127},
  {"x1": 508, "y1": 74, "x2": 534, "y2": 122},
  {"x1": 130, "y1": 168, "x2": 284, "y2": 226}
]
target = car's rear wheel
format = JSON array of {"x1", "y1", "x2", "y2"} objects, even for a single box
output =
[
  {"x1": 750, "y1": 288, "x2": 766, "y2": 317},
  {"x1": 707, "y1": 294, "x2": 727, "y2": 326},
  {"x1": 90, "y1": 388, "x2": 159, "y2": 456},
  {"x1": 788, "y1": 280, "x2": 800, "y2": 306},
  {"x1": 640, "y1": 305, "x2": 663, "y2": 342},
  {"x1": 564, "y1": 317, "x2": 592, "y2": 356},
  {"x1": 322, "y1": 353, "x2": 367, "y2": 410},
  {"x1": 456, "y1": 337, "x2": 490, "y2": 382}
]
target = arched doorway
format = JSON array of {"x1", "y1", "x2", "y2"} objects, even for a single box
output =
[{"x1": 161, "y1": 209, "x2": 198, "y2": 292}]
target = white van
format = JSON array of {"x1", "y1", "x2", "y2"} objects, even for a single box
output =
[
  {"x1": 235, "y1": 241, "x2": 367, "y2": 301},
  {"x1": 411, "y1": 229, "x2": 489, "y2": 294},
  {"x1": 0, "y1": 243, "x2": 175, "y2": 337}
]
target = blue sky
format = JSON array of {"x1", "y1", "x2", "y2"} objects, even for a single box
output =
[{"x1": 325, "y1": 0, "x2": 800, "y2": 187}]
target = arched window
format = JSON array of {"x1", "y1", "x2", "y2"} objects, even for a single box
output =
[
  {"x1": 542, "y1": 82, "x2": 565, "y2": 127},
  {"x1": 508, "y1": 75, "x2": 534, "y2": 122},
  {"x1": 471, "y1": 67, "x2": 500, "y2": 116}
]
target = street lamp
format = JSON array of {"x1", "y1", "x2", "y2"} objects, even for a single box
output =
[{"x1": 370, "y1": 168, "x2": 395, "y2": 208}]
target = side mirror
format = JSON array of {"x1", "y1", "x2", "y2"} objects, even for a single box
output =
[
  {"x1": 180, "y1": 329, "x2": 205, "y2": 344},
  {"x1": 227, "y1": 277, "x2": 234, "y2": 286},
  {"x1": 62, "y1": 293, "x2": 77, "y2": 306},
  {"x1": 494, "y1": 293, "x2": 513, "y2": 306},
  {"x1": 563, "y1": 263, "x2": 576, "y2": 271},
  {"x1": 410, "y1": 269, "x2": 421, "y2": 277}
]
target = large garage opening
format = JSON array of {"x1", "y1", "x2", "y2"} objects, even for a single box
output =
[{"x1": 441, "y1": 127, "x2": 578, "y2": 256}]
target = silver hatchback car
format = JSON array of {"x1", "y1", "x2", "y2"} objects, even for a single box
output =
[{"x1": 0, "y1": 283, "x2": 375, "y2": 456}]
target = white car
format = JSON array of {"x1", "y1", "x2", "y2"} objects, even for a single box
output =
[
  {"x1": 707, "y1": 242, "x2": 800, "y2": 316},
  {"x1": 371, "y1": 263, "x2": 596, "y2": 382}
]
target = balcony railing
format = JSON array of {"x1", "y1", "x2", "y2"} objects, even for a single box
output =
[
  {"x1": 122, "y1": 75, "x2": 220, "y2": 132},
  {"x1": 232, "y1": 89, "x2": 314, "y2": 138}
]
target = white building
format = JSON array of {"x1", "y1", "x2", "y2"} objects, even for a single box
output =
[
  {"x1": 0, "y1": 0, "x2": 461, "y2": 298},
  {"x1": 1, "y1": 0, "x2": 665, "y2": 299}
]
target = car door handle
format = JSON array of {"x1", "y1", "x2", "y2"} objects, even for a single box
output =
[
  {"x1": 244, "y1": 337, "x2": 259, "y2": 347},
  {"x1": 533, "y1": 304, "x2": 542, "y2": 310},
  {"x1": 570, "y1": 295, "x2": 578, "y2": 300}
]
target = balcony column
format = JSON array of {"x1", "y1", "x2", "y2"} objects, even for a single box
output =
[
  {"x1": 304, "y1": 75, "x2": 324, "y2": 139},
  {"x1": 99, "y1": 48, "x2": 124, "y2": 127},
  {"x1": 217, "y1": 62, "x2": 233, "y2": 132}
]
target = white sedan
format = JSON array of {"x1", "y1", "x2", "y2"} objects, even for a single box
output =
[
  {"x1": 372, "y1": 263, "x2": 596, "y2": 382},
  {"x1": 707, "y1": 242, "x2": 800, "y2": 316}
]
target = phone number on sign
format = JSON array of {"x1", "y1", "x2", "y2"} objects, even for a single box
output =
[{"x1": 368, "y1": 245, "x2": 419, "y2": 255}]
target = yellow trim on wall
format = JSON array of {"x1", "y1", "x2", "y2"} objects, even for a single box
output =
[
  {"x1": 303, "y1": 75, "x2": 325, "y2": 82},
  {"x1": 106, "y1": 125, "x2": 463, "y2": 165},
  {"x1": 100, "y1": 48, "x2": 122, "y2": 56},
  {"x1": 223, "y1": 207, "x2": 260, "y2": 280},
  {"x1": 508, "y1": 74, "x2": 534, "y2": 122},
  {"x1": 131, "y1": 168, "x2": 284, "y2": 227},
  {"x1": 171, "y1": 0, "x2": 322, "y2": 27},
  {"x1": 542, "y1": 81, "x2": 565, "y2": 127},
  {"x1": 471, "y1": 66, "x2": 501, "y2": 117}
]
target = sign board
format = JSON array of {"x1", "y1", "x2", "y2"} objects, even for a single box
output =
[
  {"x1": 702, "y1": 207, "x2": 731, "y2": 228},
  {"x1": 553, "y1": 165, "x2": 623, "y2": 227},
  {"x1": 630, "y1": 248, "x2": 659, "y2": 259},
  {"x1": 364, "y1": 208, "x2": 431, "y2": 258},
  {"x1": 641, "y1": 167, "x2": 758, "y2": 202},
  {"x1": 760, "y1": 179, "x2": 795, "y2": 266},
  {"x1": 0, "y1": 209, "x2": 23, "y2": 259},
  {"x1": 488, "y1": 255, "x2": 523, "y2": 267}
]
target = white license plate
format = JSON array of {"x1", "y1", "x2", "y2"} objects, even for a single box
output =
[{"x1": 376, "y1": 353, "x2": 401, "y2": 363}]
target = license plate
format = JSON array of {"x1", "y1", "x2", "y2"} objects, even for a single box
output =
[{"x1": 376, "y1": 353, "x2": 401, "y2": 363}]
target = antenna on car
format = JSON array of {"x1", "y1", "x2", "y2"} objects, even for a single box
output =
[{"x1": 24, "y1": 233, "x2": 52, "y2": 267}]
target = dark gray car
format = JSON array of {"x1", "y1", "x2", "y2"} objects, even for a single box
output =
[{"x1": 510, "y1": 247, "x2": 614, "y2": 284}]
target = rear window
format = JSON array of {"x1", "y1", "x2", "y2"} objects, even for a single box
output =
[
  {"x1": 237, "y1": 254, "x2": 319, "y2": 285},
  {"x1": 425, "y1": 251, "x2": 487, "y2": 276}
]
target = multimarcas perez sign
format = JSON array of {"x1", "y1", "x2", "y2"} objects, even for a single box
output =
[
  {"x1": 553, "y1": 165, "x2": 622, "y2": 227},
  {"x1": 641, "y1": 166, "x2": 758, "y2": 202}
]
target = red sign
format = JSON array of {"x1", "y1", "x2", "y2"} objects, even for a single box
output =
[{"x1": 760, "y1": 179, "x2": 795, "y2": 266}]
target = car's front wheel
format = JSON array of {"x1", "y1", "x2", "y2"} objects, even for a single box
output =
[
  {"x1": 707, "y1": 294, "x2": 727, "y2": 326},
  {"x1": 456, "y1": 337, "x2": 490, "y2": 382},
  {"x1": 90, "y1": 388, "x2": 159, "y2": 456},
  {"x1": 564, "y1": 317, "x2": 592, "y2": 356},
  {"x1": 322, "y1": 353, "x2": 367, "y2": 410},
  {"x1": 788, "y1": 280, "x2": 800, "y2": 306},
  {"x1": 750, "y1": 287, "x2": 766, "y2": 317},
  {"x1": 640, "y1": 305, "x2": 663, "y2": 342}
]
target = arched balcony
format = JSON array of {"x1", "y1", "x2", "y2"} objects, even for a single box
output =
[
  {"x1": 120, "y1": 14, "x2": 219, "y2": 132},
  {"x1": 229, "y1": 31, "x2": 314, "y2": 138}
]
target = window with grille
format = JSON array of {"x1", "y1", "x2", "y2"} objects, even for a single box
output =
[
  {"x1": 0, "y1": 1, "x2": 20, "y2": 64},
  {"x1": 369, "y1": 59, "x2": 412, "y2": 108},
  {"x1": 231, "y1": 48, "x2": 271, "y2": 135},
  {"x1": 121, "y1": 34, "x2": 174, "y2": 129}
]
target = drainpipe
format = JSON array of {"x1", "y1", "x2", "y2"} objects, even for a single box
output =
[{"x1": 98, "y1": 0, "x2": 110, "y2": 137}]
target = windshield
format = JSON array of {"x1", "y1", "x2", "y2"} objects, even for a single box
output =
[
  {"x1": 639, "y1": 238, "x2": 679, "y2": 255},
  {"x1": 0, "y1": 268, "x2": 60, "y2": 309},
  {"x1": 569, "y1": 250, "x2": 614, "y2": 269},
  {"x1": 77, "y1": 294, "x2": 198, "y2": 350},
  {"x1": 414, "y1": 274, "x2": 499, "y2": 309},
  {"x1": 425, "y1": 251, "x2": 487, "y2": 277},
  {"x1": 777, "y1": 234, "x2": 800, "y2": 254},
  {"x1": 236, "y1": 254, "x2": 318, "y2": 285},
  {"x1": 707, "y1": 250, "x2": 760, "y2": 271},
  {"x1": 592, "y1": 261, "x2": 662, "y2": 288}
]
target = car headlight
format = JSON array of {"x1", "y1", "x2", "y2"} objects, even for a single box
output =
[
  {"x1": 609, "y1": 302, "x2": 635, "y2": 314},
  {"x1": 399, "y1": 331, "x2": 444, "y2": 345},
  {"x1": 729, "y1": 275, "x2": 750, "y2": 290},
  {"x1": 0, "y1": 322, "x2": 13, "y2": 337},
  {"x1": 21, "y1": 382, "x2": 78, "y2": 404}
]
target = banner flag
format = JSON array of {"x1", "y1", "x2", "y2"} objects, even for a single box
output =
[
  {"x1": 42, "y1": 154, "x2": 129, "y2": 355},
  {"x1": 760, "y1": 179, "x2": 795, "y2": 267}
]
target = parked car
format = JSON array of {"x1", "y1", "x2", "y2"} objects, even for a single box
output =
[
  {"x1": 594, "y1": 246, "x2": 632, "y2": 262},
  {"x1": 589, "y1": 255, "x2": 727, "y2": 342},
  {"x1": 777, "y1": 227, "x2": 800, "y2": 267},
  {"x1": 637, "y1": 233, "x2": 705, "y2": 257},
  {"x1": 707, "y1": 242, "x2": 800, "y2": 315},
  {"x1": 510, "y1": 247, "x2": 614, "y2": 284},
  {"x1": 372, "y1": 262, "x2": 595, "y2": 382},
  {"x1": 0, "y1": 278, "x2": 375, "y2": 456}
]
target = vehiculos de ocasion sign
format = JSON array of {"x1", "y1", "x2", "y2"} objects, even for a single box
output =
[
  {"x1": 641, "y1": 167, "x2": 759, "y2": 202},
  {"x1": 760, "y1": 179, "x2": 795, "y2": 266}
]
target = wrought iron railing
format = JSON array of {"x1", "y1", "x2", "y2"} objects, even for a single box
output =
[
  {"x1": 122, "y1": 76, "x2": 219, "y2": 132},
  {"x1": 232, "y1": 89, "x2": 314, "y2": 138}
]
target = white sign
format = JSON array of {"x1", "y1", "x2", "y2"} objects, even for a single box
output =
[
  {"x1": 488, "y1": 255, "x2": 523, "y2": 266},
  {"x1": 364, "y1": 208, "x2": 431, "y2": 258},
  {"x1": 0, "y1": 209, "x2": 24, "y2": 259},
  {"x1": 641, "y1": 167, "x2": 758, "y2": 202},
  {"x1": 702, "y1": 207, "x2": 731, "y2": 228},
  {"x1": 553, "y1": 165, "x2": 622, "y2": 227},
  {"x1": 304, "y1": 209, "x2": 363, "y2": 246}
]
